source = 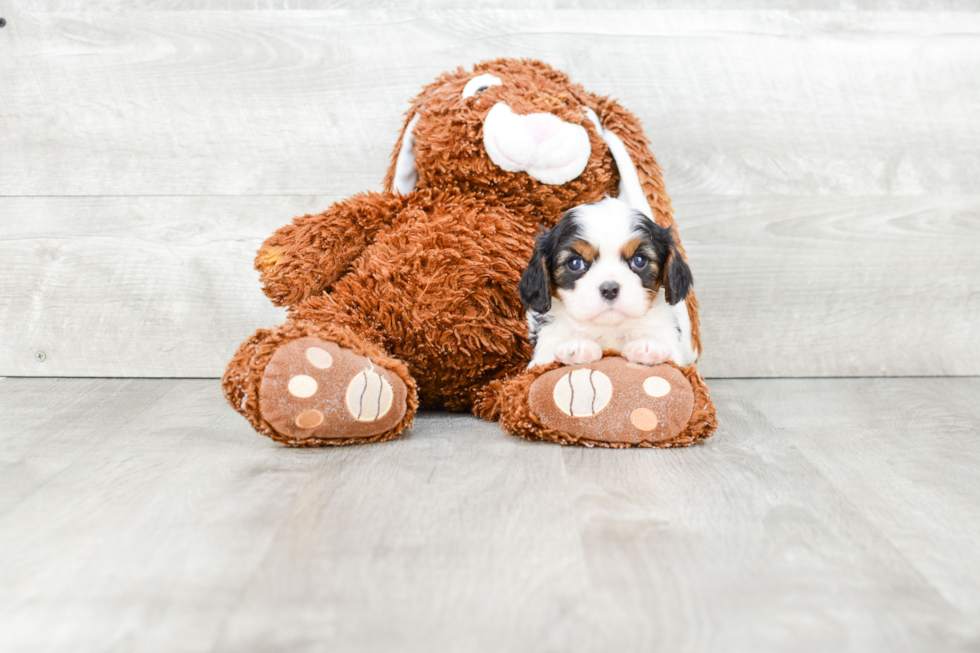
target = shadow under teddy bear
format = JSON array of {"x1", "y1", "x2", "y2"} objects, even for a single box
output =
[{"x1": 222, "y1": 58, "x2": 717, "y2": 448}]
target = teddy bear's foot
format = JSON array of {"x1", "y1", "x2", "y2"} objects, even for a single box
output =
[
  {"x1": 257, "y1": 337, "x2": 409, "y2": 444},
  {"x1": 528, "y1": 357, "x2": 694, "y2": 446},
  {"x1": 489, "y1": 356, "x2": 717, "y2": 448}
]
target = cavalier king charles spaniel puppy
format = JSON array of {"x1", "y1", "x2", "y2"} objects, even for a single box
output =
[{"x1": 519, "y1": 197, "x2": 694, "y2": 368}]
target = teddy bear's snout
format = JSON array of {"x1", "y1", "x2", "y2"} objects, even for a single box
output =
[
  {"x1": 482, "y1": 102, "x2": 592, "y2": 186},
  {"x1": 524, "y1": 113, "x2": 563, "y2": 144}
]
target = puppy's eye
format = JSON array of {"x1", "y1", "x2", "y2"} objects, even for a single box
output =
[
  {"x1": 631, "y1": 255, "x2": 648, "y2": 269},
  {"x1": 567, "y1": 257, "x2": 586, "y2": 272}
]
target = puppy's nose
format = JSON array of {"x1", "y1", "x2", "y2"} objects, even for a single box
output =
[{"x1": 600, "y1": 281, "x2": 620, "y2": 301}]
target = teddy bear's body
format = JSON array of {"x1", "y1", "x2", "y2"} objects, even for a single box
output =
[
  {"x1": 275, "y1": 189, "x2": 566, "y2": 409},
  {"x1": 223, "y1": 59, "x2": 716, "y2": 448}
]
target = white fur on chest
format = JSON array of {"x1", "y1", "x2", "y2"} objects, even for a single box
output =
[{"x1": 528, "y1": 291, "x2": 690, "y2": 368}]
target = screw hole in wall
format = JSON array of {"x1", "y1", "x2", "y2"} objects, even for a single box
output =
[{"x1": 0, "y1": 18, "x2": 7, "y2": 28}]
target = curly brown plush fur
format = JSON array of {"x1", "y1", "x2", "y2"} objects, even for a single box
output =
[
  {"x1": 222, "y1": 58, "x2": 712, "y2": 446},
  {"x1": 481, "y1": 360, "x2": 717, "y2": 448},
  {"x1": 224, "y1": 320, "x2": 418, "y2": 447}
]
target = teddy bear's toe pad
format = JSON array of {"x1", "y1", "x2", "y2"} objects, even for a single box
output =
[
  {"x1": 528, "y1": 357, "x2": 694, "y2": 445},
  {"x1": 259, "y1": 337, "x2": 407, "y2": 441}
]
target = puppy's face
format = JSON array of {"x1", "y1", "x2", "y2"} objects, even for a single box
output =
[{"x1": 519, "y1": 198, "x2": 692, "y2": 326}]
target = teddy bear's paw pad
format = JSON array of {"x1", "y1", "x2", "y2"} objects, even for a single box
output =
[
  {"x1": 345, "y1": 370, "x2": 394, "y2": 422},
  {"x1": 259, "y1": 337, "x2": 407, "y2": 442},
  {"x1": 528, "y1": 357, "x2": 694, "y2": 445},
  {"x1": 551, "y1": 368, "x2": 613, "y2": 417}
]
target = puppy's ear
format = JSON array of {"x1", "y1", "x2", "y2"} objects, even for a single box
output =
[
  {"x1": 634, "y1": 214, "x2": 692, "y2": 305},
  {"x1": 519, "y1": 233, "x2": 553, "y2": 314},
  {"x1": 662, "y1": 239, "x2": 693, "y2": 306}
]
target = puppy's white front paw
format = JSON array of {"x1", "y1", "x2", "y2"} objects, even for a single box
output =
[
  {"x1": 622, "y1": 338, "x2": 673, "y2": 366},
  {"x1": 555, "y1": 339, "x2": 603, "y2": 366}
]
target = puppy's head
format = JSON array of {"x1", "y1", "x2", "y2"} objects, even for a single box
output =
[{"x1": 519, "y1": 197, "x2": 692, "y2": 325}]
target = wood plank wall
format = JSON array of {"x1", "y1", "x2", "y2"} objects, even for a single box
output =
[{"x1": 1, "y1": 3, "x2": 978, "y2": 378}]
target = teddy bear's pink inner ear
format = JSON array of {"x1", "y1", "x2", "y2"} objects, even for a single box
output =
[
  {"x1": 392, "y1": 112, "x2": 422, "y2": 195},
  {"x1": 582, "y1": 107, "x2": 653, "y2": 220}
]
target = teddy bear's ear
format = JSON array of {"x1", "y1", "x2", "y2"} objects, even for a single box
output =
[
  {"x1": 383, "y1": 80, "x2": 433, "y2": 195},
  {"x1": 582, "y1": 107, "x2": 653, "y2": 221},
  {"x1": 389, "y1": 111, "x2": 421, "y2": 195},
  {"x1": 573, "y1": 89, "x2": 675, "y2": 231},
  {"x1": 575, "y1": 88, "x2": 701, "y2": 362}
]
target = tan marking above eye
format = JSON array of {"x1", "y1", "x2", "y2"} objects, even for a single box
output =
[
  {"x1": 619, "y1": 237, "x2": 645, "y2": 260},
  {"x1": 569, "y1": 240, "x2": 599, "y2": 262}
]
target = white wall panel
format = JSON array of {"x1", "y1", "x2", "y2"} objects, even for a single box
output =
[
  {"x1": 1, "y1": 7, "x2": 977, "y2": 377},
  {"x1": 2, "y1": 195, "x2": 976, "y2": 377},
  {"x1": 1, "y1": 10, "x2": 977, "y2": 197}
]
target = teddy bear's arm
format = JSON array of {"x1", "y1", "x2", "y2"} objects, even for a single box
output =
[{"x1": 255, "y1": 191, "x2": 405, "y2": 307}]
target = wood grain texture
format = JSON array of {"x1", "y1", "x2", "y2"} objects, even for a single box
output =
[
  {"x1": 1, "y1": 376, "x2": 978, "y2": 652},
  {"x1": 681, "y1": 195, "x2": 980, "y2": 378},
  {"x1": 3, "y1": 195, "x2": 977, "y2": 377},
  {"x1": 0, "y1": 195, "x2": 303, "y2": 377},
  {"x1": 1, "y1": 9, "x2": 978, "y2": 197},
  {"x1": 2, "y1": 7, "x2": 978, "y2": 378}
]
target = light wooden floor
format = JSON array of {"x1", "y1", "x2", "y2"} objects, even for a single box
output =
[{"x1": 1, "y1": 377, "x2": 978, "y2": 652}]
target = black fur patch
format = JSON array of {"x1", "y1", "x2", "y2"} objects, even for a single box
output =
[
  {"x1": 630, "y1": 210, "x2": 692, "y2": 305},
  {"x1": 527, "y1": 311, "x2": 554, "y2": 347},
  {"x1": 518, "y1": 208, "x2": 583, "y2": 313}
]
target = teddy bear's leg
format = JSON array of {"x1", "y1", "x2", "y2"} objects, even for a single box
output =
[
  {"x1": 223, "y1": 320, "x2": 417, "y2": 447},
  {"x1": 490, "y1": 357, "x2": 717, "y2": 448}
]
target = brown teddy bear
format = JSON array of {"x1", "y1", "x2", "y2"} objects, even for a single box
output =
[{"x1": 222, "y1": 58, "x2": 717, "y2": 448}]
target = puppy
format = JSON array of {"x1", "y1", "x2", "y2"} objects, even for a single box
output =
[{"x1": 518, "y1": 197, "x2": 695, "y2": 368}]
